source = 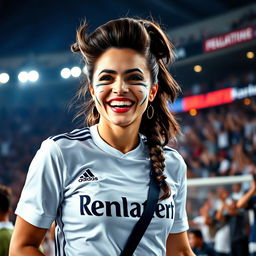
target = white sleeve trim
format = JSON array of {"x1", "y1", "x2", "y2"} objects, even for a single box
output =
[
  {"x1": 169, "y1": 217, "x2": 189, "y2": 234},
  {"x1": 16, "y1": 202, "x2": 54, "y2": 229}
]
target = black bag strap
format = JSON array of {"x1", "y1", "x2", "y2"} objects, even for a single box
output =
[{"x1": 120, "y1": 169, "x2": 160, "y2": 256}]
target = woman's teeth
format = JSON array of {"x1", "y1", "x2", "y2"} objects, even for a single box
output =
[{"x1": 109, "y1": 101, "x2": 133, "y2": 107}]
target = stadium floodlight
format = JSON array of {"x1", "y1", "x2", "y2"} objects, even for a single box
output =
[
  {"x1": 18, "y1": 71, "x2": 29, "y2": 83},
  {"x1": 244, "y1": 98, "x2": 251, "y2": 105},
  {"x1": 61, "y1": 68, "x2": 71, "y2": 79},
  {"x1": 28, "y1": 70, "x2": 39, "y2": 82},
  {"x1": 71, "y1": 66, "x2": 81, "y2": 78},
  {"x1": 193, "y1": 65, "x2": 202, "y2": 73},
  {"x1": 189, "y1": 109, "x2": 197, "y2": 116},
  {"x1": 246, "y1": 51, "x2": 254, "y2": 59},
  {"x1": 0, "y1": 73, "x2": 10, "y2": 84}
]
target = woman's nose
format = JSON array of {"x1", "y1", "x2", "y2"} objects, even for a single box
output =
[{"x1": 112, "y1": 79, "x2": 129, "y2": 94}]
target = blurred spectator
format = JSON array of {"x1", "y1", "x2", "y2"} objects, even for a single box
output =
[
  {"x1": 216, "y1": 193, "x2": 249, "y2": 255},
  {"x1": 188, "y1": 229, "x2": 216, "y2": 256},
  {"x1": 217, "y1": 151, "x2": 230, "y2": 176},
  {"x1": 237, "y1": 177, "x2": 256, "y2": 256},
  {"x1": 214, "y1": 187, "x2": 231, "y2": 256},
  {"x1": 216, "y1": 125, "x2": 229, "y2": 155},
  {"x1": 231, "y1": 183, "x2": 244, "y2": 201},
  {"x1": 0, "y1": 185, "x2": 13, "y2": 256},
  {"x1": 190, "y1": 200, "x2": 216, "y2": 247}
]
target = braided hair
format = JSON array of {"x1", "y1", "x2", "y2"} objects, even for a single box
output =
[{"x1": 71, "y1": 18, "x2": 181, "y2": 200}]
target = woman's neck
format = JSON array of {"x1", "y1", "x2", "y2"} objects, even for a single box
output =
[{"x1": 97, "y1": 121, "x2": 140, "y2": 154}]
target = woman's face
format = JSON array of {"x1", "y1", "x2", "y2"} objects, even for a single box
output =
[{"x1": 90, "y1": 48, "x2": 158, "y2": 128}]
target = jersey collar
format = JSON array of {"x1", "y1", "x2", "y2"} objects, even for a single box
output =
[{"x1": 89, "y1": 124, "x2": 147, "y2": 159}]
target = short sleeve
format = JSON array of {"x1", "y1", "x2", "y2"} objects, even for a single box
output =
[
  {"x1": 15, "y1": 139, "x2": 65, "y2": 229},
  {"x1": 169, "y1": 154, "x2": 189, "y2": 233}
]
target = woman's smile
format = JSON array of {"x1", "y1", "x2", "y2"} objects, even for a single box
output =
[{"x1": 107, "y1": 97, "x2": 135, "y2": 113}]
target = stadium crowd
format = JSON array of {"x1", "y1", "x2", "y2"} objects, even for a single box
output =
[{"x1": 176, "y1": 100, "x2": 256, "y2": 180}]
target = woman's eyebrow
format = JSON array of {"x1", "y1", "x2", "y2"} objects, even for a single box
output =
[
  {"x1": 124, "y1": 68, "x2": 143, "y2": 74},
  {"x1": 98, "y1": 69, "x2": 117, "y2": 76},
  {"x1": 97, "y1": 68, "x2": 143, "y2": 77}
]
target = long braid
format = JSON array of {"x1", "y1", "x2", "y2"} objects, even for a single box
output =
[
  {"x1": 147, "y1": 129, "x2": 170, "y2": 200},
  {"x1": 141, "y1": 97, "x2": 174, "y2": 200}
]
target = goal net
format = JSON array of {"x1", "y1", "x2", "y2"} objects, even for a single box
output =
[{"x1": 187, "y1": 174, "x2": 253, "y2": 220}]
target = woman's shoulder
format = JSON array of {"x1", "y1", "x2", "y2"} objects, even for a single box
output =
[
  {"x1": 48, "y1": 127, "x2": 91, "y2": 143},
  {"x1": 163, "y1": 146, "x2": 187, "y2": 177},
  {"x1": 163, "y1": 146, "x2": 185, "y2": 163},
  {"x1": 38, "y1": 127, "x2": 92, "y2": 155}
]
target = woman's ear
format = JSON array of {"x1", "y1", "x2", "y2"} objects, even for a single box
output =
[
  {"x1": 89, "y1": 85, "x2": 95, "y2": 97},
  {"x1": 149, "y1": 83, "x2": 158, "y2": 102}
]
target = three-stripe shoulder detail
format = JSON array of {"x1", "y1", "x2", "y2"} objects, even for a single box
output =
[
  {"x1": 163, "y1": 146, "x2": 178, "y2": 153},
  {"x1": 50, "y1": 128, "x2": 92, "y2": 142}
]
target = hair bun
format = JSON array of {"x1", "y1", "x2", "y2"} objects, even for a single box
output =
[
  {"x1": 71, "y1": 42, "x2": 80, "y2": 53},
  {"x1": 140, "y1": 20, "x2": 174, "y2": 65}
]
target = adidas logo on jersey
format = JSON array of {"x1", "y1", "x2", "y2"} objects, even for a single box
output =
[{"x1": 78, "y1": 169, "x2": 98, "y2": 182}]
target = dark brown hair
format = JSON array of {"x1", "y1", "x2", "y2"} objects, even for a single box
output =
[
  {"x1": 0, "y1": 185, "x2": 12, "y2": 213},
  {"x1": 71, "y1": 18, "x2": 181, "y2": 200}
]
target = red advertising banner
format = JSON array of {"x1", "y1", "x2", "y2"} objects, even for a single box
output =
[
  {"x1": 171, "y1": 84, "x2": 256, "y2": 112},
  {"x1": 203, "y1": 27, "x2": 255, "y2": 53},
  {"x1": 183, "y1": 88, "x2": 233, "y2": 111}
]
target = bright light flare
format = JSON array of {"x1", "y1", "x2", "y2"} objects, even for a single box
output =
[
  {"x1": 189, "y1": 109, "x2": 198, "y2": 116},
  {"x1": 246, "y1": 51, "x2": 254, "y2": 59},
  {"x1": 61, "y1": 68, "x2": 71, "y2": 79},
  {"x1": 71, "y1": 67, "x2": 81, "y2": 77},
  {"x1": 194, "y1": 65, "x2": 202, "y2": 73},
  {"x1": 0, "y1": 73, "x2": 10, "y2": 84},
  {"x1": 18, "y1": 71, "x2": 29, "y2": 83},
  {"x1": 28, "y1": 70, "x2": 39, "y2": 82}
]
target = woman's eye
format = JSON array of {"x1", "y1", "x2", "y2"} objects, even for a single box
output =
[
  {"x1": 99, "y1": 75, "x2": 113, "y2": 81},
  {"x1": 129, "y1": 75, "x2": 143, "y2": 81}
]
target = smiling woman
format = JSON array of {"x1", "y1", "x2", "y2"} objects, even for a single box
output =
[{"x1": 9, "y1": 18, "x2": 194, "y2": 256}]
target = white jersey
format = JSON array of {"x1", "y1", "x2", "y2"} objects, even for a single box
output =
[{"x1": 15, "y1": 125, "x2": 189, "y2": 256}]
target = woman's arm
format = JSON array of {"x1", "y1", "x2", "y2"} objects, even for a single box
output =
[
  {"x1": 237, "y1": 180, "x2": 256, "y2": 208},
  {"x1": 166, "y1": 231, "x2": 195, "y2": 256},
  {"x1": 215, "y1": 202, "x2": 226, "y2": 222},
  {"x1": 9, "y1": 216, "x2": 48, "y2": 256}
]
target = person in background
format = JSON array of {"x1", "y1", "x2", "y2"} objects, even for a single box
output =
[
  {"x1": 214, "y1": 187, "x2": 231, "y2": 256},
  {"x1": 217, "y1": 151, "x2": 230, "y2": 176},
  {"x1": 188, "y1": 229, "x2": 216, "y2": 256},
  {"x1": 216, "y1": 186, "x2": 249, "y2": 256},
  {"x1": 189, "y1": 200, "x2": 215, "y2": 248},
  {"x1": 230, "y1": 183, "x2": 244, "y2": 201},
  {"x1": 237, "y1": 174, "x2": 256, "y2": 256},
  {"x1": 0, "y1": 185, "x2": 13, "y2": 256}
]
